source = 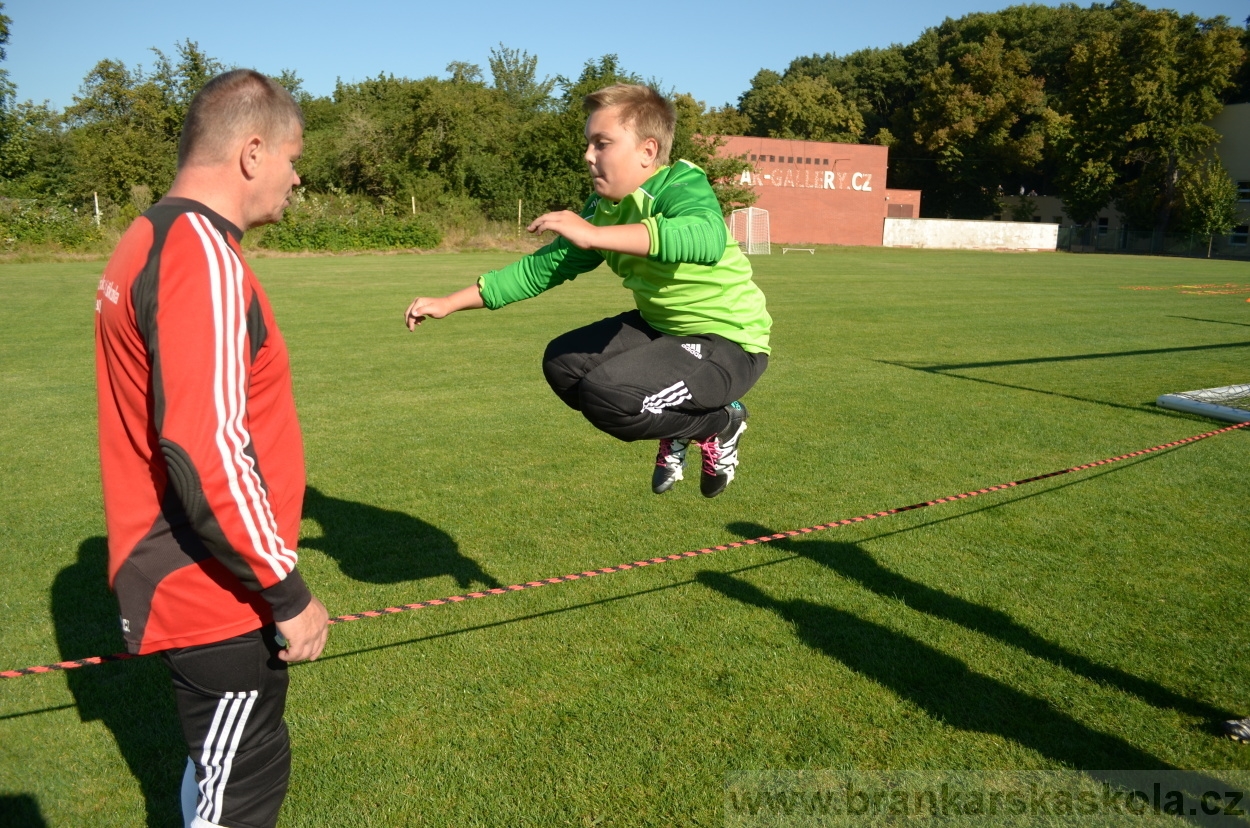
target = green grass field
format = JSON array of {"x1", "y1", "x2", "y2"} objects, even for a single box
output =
[{"x1": 1, "y1": 247, "x2": 1249, "y2": 826}]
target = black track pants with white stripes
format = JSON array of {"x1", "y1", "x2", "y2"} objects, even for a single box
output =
[
  {"x1": 161, "y1": 627, "x2": 291, "y2": 828},
  {"x1": 542, "y1": 310, "x2": 768, "y2": 442}
]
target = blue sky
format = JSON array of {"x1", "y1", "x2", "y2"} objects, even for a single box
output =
[{"x1": 5, "y1": 0, "x2": 1246, "y2": 111}]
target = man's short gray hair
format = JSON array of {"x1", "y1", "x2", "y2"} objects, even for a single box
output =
[{"x1": 178, "y1": 69, "x2": 303, "y2": 168}]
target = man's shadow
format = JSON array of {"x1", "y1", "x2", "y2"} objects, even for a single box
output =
[
  {"x1": 727, "y1": 522, "x2": 1234, "y2": 723},
  {"x1": 51, "y1": 538, "x2": 183, "y2": 827},
  {"x1": 301, "y1": 487, "x2": 501, "y2": 590},
  {"x1": 0, "y1": 794, "x2": 49, "y2": 827}
]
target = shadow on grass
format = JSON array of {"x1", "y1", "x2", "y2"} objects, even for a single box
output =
[
  {"x1": 878, "y1": 360, "x2": 1186, "y2": 417},
  {"x1": 879, "y1": 340, "x2": 1250, "y2": 417},
  {"x1": 695, "y1": 569, "x2": 1239, "y2": 821},
  {"x1": 0, "y1": 703, "x2": 75, "y2": 722},
  {"x1": 1168, "y1": 316, "x2": 1250, "y2": 329},
  {"x1": 301, "y1": 487, "x2": 500, "y2": 590},
  {"x1": 0, "y1": 794, "x2": 48, "y2": 827},
  {"x1": 313, "y1": 451, "x2": 1171, "y2": 666},
  {"x1": 727, "y1": 521, "x2": 1234, "y2": 723},
  {"x1": 893, "y1": 340, "x2": 1250, "y2": 372},
  {"x1": 51, "y1": 538, "x2": 183, "y2": 828}
]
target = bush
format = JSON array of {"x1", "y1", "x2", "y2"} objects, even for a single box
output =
[
  {"x1": 0, "y1": 199, "x2": 106, "y2": 249},
  {"x1": 257, "y1": 191, "x2": 442, "y2": 252}
]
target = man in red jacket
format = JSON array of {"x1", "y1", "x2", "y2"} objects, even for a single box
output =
[{"x1": 95, "y1": 69, "x2": 327, "y2": 828}]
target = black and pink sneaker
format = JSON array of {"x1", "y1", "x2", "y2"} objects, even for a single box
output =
[
  {"x1": 697, "y1": 401, "x2": 748, "y2": 498},
  {"x1": 652, "y1": 437, "x2": 689, "y2": 494},
  {"x1": 1224, "y1": 717, "x2": 1250, "y2": 744}
]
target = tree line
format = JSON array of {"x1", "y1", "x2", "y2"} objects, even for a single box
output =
[
  {"x1": 739, "y1": 1, "x2": 1247, "y2": 234},
  {"x1": 0, "y1": 0, "x2": 1246, "y2": 249}
]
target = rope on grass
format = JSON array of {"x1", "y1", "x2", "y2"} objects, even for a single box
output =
[{"x1": 4, "y1": 419, "x2": 1247, "y2": 680}]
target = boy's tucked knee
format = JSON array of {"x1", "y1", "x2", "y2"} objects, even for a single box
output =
[
  {"x1": 542, "y1": 352, "x2": 582, "y2": 396},
  {"x1": 577, "y1": 379, "x2": 648, "y2": 441}
]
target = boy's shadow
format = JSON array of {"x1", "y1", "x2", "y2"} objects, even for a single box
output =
[
  {"x1": 727, "y1": 522, "x2": 1234, "y2": 723},
  {"x1": 696, "y1": 568, "x2": 1238, "y2": 812},
  {"x1": 301, "y1": 487, "x2": 501, "y2": 590},
  {"x1": 700, "y1": 529, "x2": 1241, "y2": 812},
  {"x1": 51, "y1": 537, "x2": 183, "y2": 828}
]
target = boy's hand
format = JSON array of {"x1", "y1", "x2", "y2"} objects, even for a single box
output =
[
  {"x1": 405, "y1": 284, "x2": 486, "y2": 331},
  {"x1": 530, "y1": 212, "x2": 651, "y2": 257},
  {"x1": 528, "y1": 211, "x2": 599, "y2": 249},
  {"x1": 405, "y1": 296, "x2": 452, "y2": 330}
]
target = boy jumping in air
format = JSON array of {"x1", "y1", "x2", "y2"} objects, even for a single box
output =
[{"x1": 404, "y1": 83, "x2": 771, "y2": 497}]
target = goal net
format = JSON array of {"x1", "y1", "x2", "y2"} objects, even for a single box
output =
[
  {"x1": 1157, "y1": 384, "x2": 1250, "y2": 423},
  {"x1": 728, "y1": 207, "x2": 770, "y2": 255}
]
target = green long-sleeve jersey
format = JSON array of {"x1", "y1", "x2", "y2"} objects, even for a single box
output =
[{"x1": 477, "y1": 160, "x2": 771, "y2": 354}]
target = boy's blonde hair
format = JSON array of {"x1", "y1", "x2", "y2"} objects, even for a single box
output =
[{"x1": 583, "y1": 84, "x2": 676, "y2": 167}]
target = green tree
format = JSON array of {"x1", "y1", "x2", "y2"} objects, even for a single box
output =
[
  {"x1": 1008, "y1": 194, "x2": 1036, "y2": 222},
  {"x1": 739, "y1": 70, "x2": 863, "y2": 142},
  {"x1": 0, "y1": 0, "x2": 19, "y2": 182},
  {"x1": 785, "y1": 45, "x2": 914, "y2": 140},
  {"x1": 64, "y1": 59, "x2": 178, "y2": 204},
  {"x1": 0, "y1": 101, "x2": 71, "y2": 198},
  {"x1": 1229, "y1": 16, "x2": 1250, "y2": 103},
  {"x1": 1176, "y1": 158, "x2": 1240, "y2": 256},
  {"x1": 273, "y1": 69, "x2": 306, "y2": 101},
  {"x1": 699, "y1": 104, "x2": 750, "y2": 137},
  {"x1": 150, "y1": 40, "x2": 224, "y2": 129},
  {"x1": 1055, "y1": 4, "x2": 1242, "y2": 232},
  {"x1": 444, "y1": 61, "x2": 482, "y2": 85},
  {"x1": 59, "y1": 42, "x2": 233, "y2": 207},
  {"x1": 1051, "y1": 30, "x2": 1127, "y2": 224},
  {"x1": 670, "y1": 93, "x2": 754, "y2": 214},
  {"x1": 508, "y1": 55, "x2": 637, "y2": 217},
  {"x1": 488, "y1": 44, "x2": 555, "y2": 112},
  {"x1": 904, "y1": 33, "x2": 1055, "y2": 218}
]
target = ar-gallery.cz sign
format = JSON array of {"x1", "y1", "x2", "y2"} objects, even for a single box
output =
[{"x1": 738, "y1": 167, "x2": 874, "y2": 192}]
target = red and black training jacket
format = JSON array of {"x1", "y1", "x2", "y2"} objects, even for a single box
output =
[{"x1": 95, "y1": 198, "x2": 310, "y2": 654}]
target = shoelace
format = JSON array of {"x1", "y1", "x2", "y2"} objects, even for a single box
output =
[{"x1": 698, "y1": 435, "x2": 722, "y2": 476}]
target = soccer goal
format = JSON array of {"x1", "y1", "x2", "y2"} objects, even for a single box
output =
[
  {"x1": 1157, "y1": 384, "x2": 1250, "y2": 423},
  {"x1": 728, "y1": 207, "x2": 770, "y2": 255}
]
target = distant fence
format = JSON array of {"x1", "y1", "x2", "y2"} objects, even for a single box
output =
[
  {"x1": 883, "y1": 218, "x2": 1058, "y2": 251},
  {"x1": 1058, "y1": 226, "x2": 1250, "y2": 260}
]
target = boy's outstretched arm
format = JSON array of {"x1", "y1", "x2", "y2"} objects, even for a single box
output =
[
  {"x1": 528, "y1": 210, "x2": 649, "y2": 257},
  {"x1": 405, "y1": 283, "x2": 485, "y2": 331}
]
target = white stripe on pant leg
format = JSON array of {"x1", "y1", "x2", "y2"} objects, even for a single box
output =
[
  {"x1": 198, "y1": 693, "x2": 248, "y2": 822},
  {"x1": 645, "y1": 390, "x2": 695, "y2": 412},
  {"x1": 196, "y1": 694, "x2": 233, "y2": 820},
  {"x1": 210, "y1": 691, "x2": 258, "y2": 824},
  {"x1": 643, "y1": 389, "x2": 692, "y2": 414},
  {"x1": 641, "y1": 381, "x2": 693, "y2": 414},
  {"x1": 200, "y1": 690, "x2": 258, "y2": 825}
]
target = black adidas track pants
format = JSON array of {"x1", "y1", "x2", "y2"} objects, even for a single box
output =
[
  {"x1": 161, "y1": 627, "x2": 291, "y2": 828},
  {"x1": 542, "y1": 310, "x2": 768, "y2": 443}
]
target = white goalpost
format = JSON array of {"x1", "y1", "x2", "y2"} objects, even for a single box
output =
[
  {"x1": 1157, "y1": 384, "x2": 1250, "y2": 423},
  {"x1": 728, "y1": 207, "x2": 770, "y2": 255}
]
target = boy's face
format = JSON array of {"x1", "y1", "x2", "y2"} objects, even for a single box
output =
[{"x1": 584, "y1": 105, "x2": 659, "y2": 202}]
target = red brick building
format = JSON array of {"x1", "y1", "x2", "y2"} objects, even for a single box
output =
[{"x1": 717, "y1": 136, "x2": 921, "y2": 246}]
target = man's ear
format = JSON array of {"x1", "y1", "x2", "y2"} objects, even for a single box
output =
[{"x1": 240, "y1": 135, "x2": 265, "y2": 180}]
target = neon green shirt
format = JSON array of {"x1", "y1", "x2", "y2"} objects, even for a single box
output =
[{"x1": 477, "y1": 161, "x2": 771, "y2": 354}]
